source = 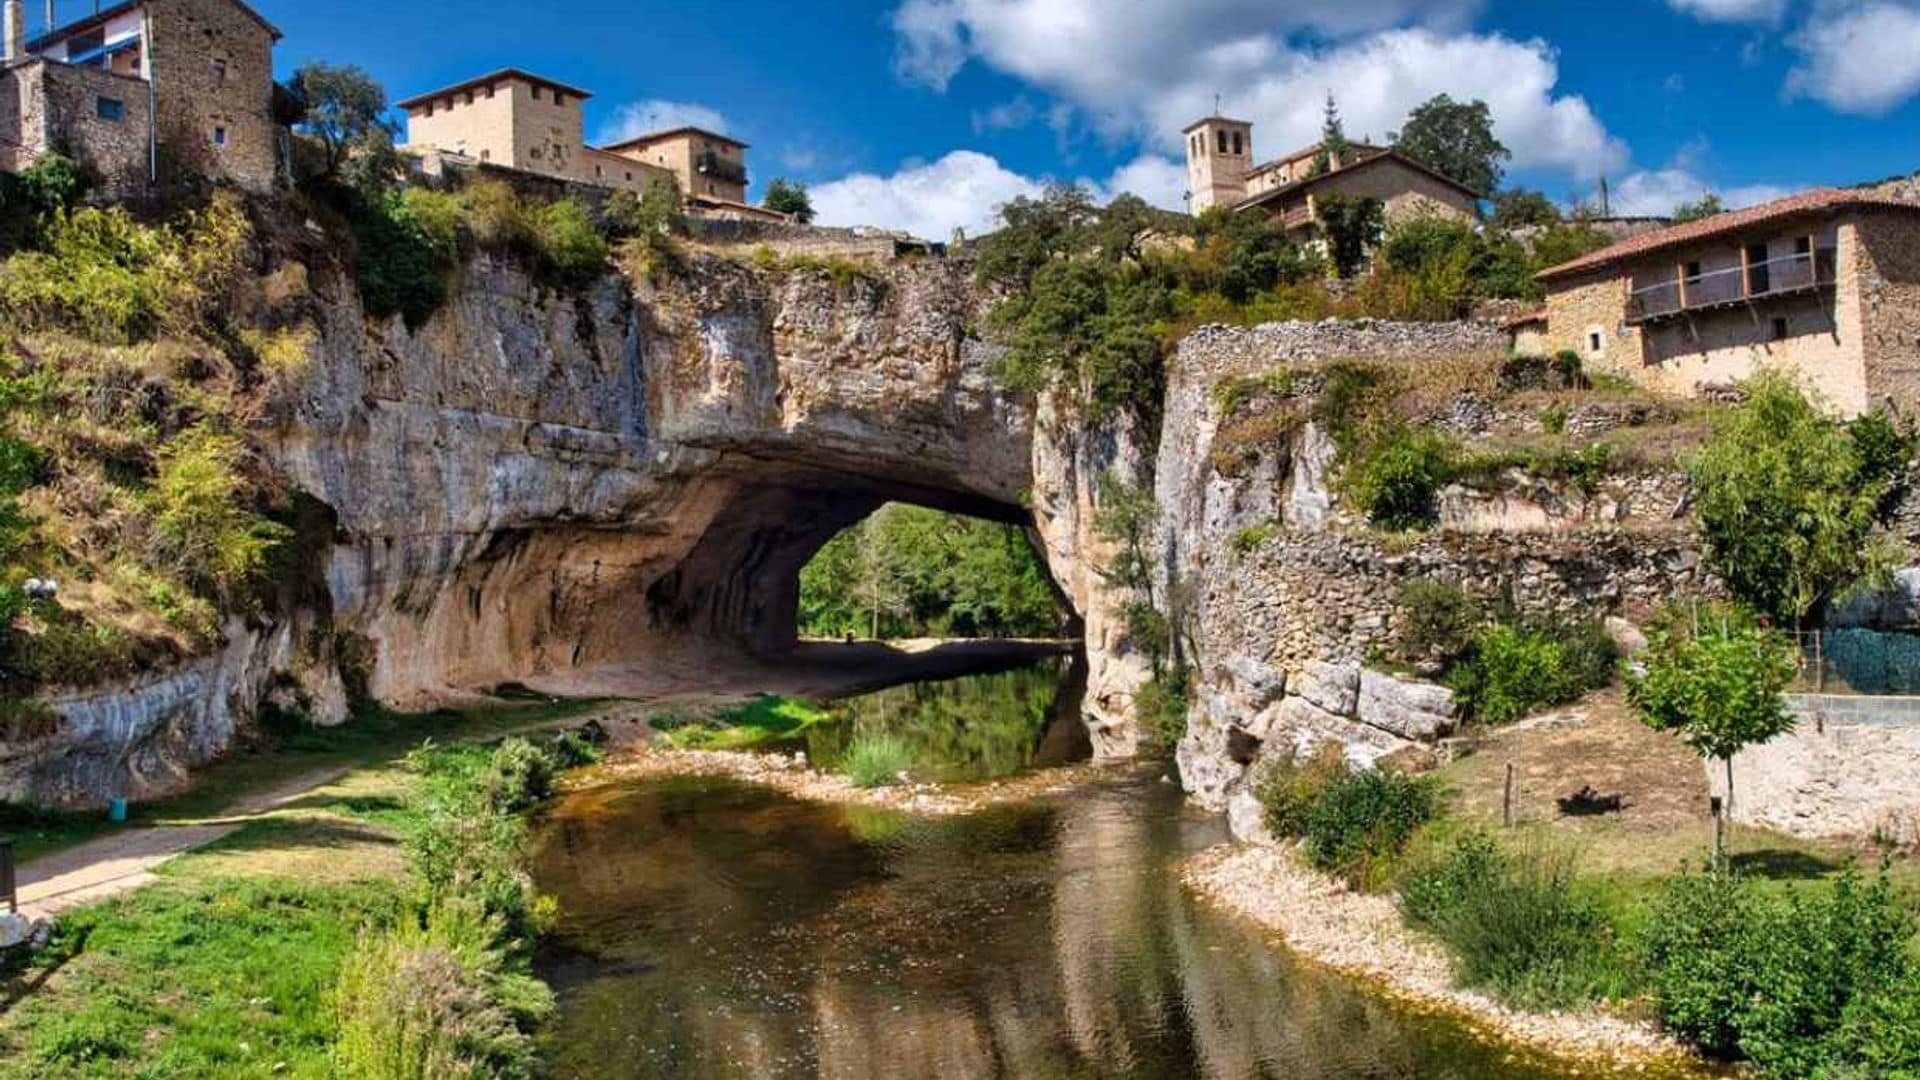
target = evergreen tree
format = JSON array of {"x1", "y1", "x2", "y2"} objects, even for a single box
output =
[{"x1": 762, "y1": 178, "x2": 815, "y2": 224}]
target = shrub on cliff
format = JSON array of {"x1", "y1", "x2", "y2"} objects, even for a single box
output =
[
  {"x1": 1451, "y1": 622, "x2": 1614, "y2": 725},
  {"x1": 1256, "y1": 746, "x2": 1438, "y2": 889},
  {"x1": 150, "y1": 424, "x2": 292, "y2": 606},
  {"x1": 348, "y1": 189, "x2": 454, "y2": 328},
  {"x1": 1344, "y1": 425, "x2": 1458, "y2": 530}
]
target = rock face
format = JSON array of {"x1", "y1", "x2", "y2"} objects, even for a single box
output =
[
  {"x1": 1155, "y1": 321, "x2": 1715, "y2": 811},
  {"x1": 13, "y1": 243, "x2": 1060, "y2": 806}
]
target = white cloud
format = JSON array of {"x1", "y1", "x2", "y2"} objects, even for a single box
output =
[
  {"x1": 593, "y1": 100, "x2": 729, "y2": 146},
  {"x1": 972, "y1": 96, "x2": 1039, "y2": 134},
  {"x1": 889, "y1": 1, "x2": 1624, "y2": 183},
  {"x1": 811, "y1": 151, "x2": 1044, "y2": 238},
  {"x1": 1786, "y1": 1, "x2": 1920, "y2": 113},
  {"x1": 1667, "y1": 0, "x2": 1789, "y2": 22},
  {"x1": 1608, "y1": 168, "x2": 1796, "y2": 216},
  {"x1": 1092, "y1": 155, "x2": 1188, "y2": 211}
]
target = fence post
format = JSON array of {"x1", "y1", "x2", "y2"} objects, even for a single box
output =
[
  {"x1": 1814, "y1": 630, "x2": 1825, "y2": 693},
  {"x1": 1502, "y1": 762, "x2": 1516, "y2": 829},
  {"x1": 1, "y1": 838, "x2": 14, "y2": 915}
]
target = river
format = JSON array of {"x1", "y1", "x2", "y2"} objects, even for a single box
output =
[{"x1": 530, "y1": 660, "x2": 1608, "y2": 1078}]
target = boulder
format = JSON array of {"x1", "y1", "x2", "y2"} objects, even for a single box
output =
[
  {"x1": 1357, "y1": 669, "x2": 1457, "y2": 741},
  {"x1": 1294, "y1": 660, "x2": 1361, "y2": 717},
  {"x1": 1227, "y1": 789, "x2": 1276, "y2": 846},
  {"x1": 1222, "y1": 656, "x2": 1287, "y2": 710}
]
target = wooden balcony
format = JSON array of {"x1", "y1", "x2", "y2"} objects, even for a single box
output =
[{"x1": 1627, "y1": 248, "x2": 1837, "y2": 324}]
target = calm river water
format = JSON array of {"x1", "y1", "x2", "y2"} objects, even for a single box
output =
[{"x1": 530, "y1": 662, "x2": 1596, "y2": 1079}]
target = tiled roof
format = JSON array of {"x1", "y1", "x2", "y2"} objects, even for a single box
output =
[
  {"x1": 599, "y1": 127, "x2": 748, "y2": 151},
  {"x1": 398, "y1": 69, "x2": 593, "y2": 110},
  {"x1": 1537, "y1": 188, "x2": 1920, "y2": 281},
  {"x1": 1234, "y1": 149, "x2": 1483, "y2": 212}
]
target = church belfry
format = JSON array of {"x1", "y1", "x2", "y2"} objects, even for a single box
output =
[{"x1": 1183, "y1": 115, "x2": 1253, "y2": 214}]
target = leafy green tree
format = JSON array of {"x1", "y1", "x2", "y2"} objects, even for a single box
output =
[
  {"x1": 1628, "y1": 609, "x2": 1796, "y2": 860},
  {"x1": 1671, "y1": 193, "x2": 1725, "y2": 223},
  {"x1": 1690, "y1": 374, "x2": 1913, "y2": 627},
  {"x1": 1193, "y1": 210, "x2": 1319, "y2": 301},
  {"x1": 762, "y1": 178, "x2": 815, "y2": 224},
  {"x1": 1391, "y1": 94, "x2": 1510, "y2": 195},
  {"x1": 1317, "y1": 194, "x2": 1384, "y2": 278},
  {"x1": 1528, "y1": 222, "x2": 1614, "y2": 271},
  {"x1": 974, "y1": 183, "x2": 1099, "y2": 289},
  {"x1": 288, "y1": 63, "x2": 396, "y2": 181},
  {"x1": 1489, "y1": 188, "x2": 1561, "y2": 230}
]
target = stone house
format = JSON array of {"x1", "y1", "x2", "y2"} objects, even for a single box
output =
[
  {"x1": 0, "y1": 0, "x2": 284, "y2": 192},
  {"x1": 1182, "y1": 114, "x2": 1480, "y2": 237},
  {"x1": 402, "y1": 69, "x2": 785, "y2": 221},
  {"x1": 1535, "y1": 188, "x2": 1920, "y2": 417}
]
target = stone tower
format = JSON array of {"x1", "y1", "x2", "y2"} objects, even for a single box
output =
[{"x1": 1184, "y1": 115, "x2": 1253, "y2": 215}]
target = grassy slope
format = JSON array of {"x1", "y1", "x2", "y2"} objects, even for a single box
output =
[
  {"x1": 652, "y1": 693, "x2": 830, "y2": 751},
  {"x1": 0, "y1": 700, "x2": 601, "y2": 1078}
]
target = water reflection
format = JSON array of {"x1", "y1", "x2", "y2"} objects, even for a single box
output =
[
  {"x1": 533, "y1": 771, "x2": 1593, "y2": 1078},
  {"x1": 800, "y1": 655, "x2": 1091, "y2": 783}
]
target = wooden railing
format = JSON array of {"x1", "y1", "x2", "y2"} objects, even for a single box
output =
[{"x1": 1627, "y1": 248, "x2": 1836, "y2": 323}]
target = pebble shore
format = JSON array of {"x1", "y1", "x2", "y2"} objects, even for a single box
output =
[{"x1": 1181, "y1": 844, "x2": 1713, "y2": 1078}]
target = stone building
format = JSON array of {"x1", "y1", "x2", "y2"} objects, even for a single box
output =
[
  {"x1": 402, "y1": 68, "x2": 785, "y2": 221},
  {"x1": 0, "y1": 0, "x2": 284, "y2": 192},
  {"x1": 1535, "y1": 188, "x2": 1920, "y2": 416},
  {"x1": 1182, "y1": 114, "x2": 1480, "y2": 236}
]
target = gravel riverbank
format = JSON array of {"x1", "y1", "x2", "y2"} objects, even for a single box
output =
[{"x1": 1181, "y1": 844, "x2": 1712, "y2": 1078}]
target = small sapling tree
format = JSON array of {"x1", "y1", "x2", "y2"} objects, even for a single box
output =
[{"x1": 1627, "y1": 608, "x2": 1797, "y2": 866}]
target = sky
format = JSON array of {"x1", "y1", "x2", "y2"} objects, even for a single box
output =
[{"x1": 90, "y1": 0, "x2": 1920, "y2": 237}]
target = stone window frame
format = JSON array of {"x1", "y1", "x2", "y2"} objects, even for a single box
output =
[
  {"x1": 212, "y1": 58, "x2": 227, "y2": 85},
  {"x1": 1586, "y1": 326, "x2": 1606, "y2": 358},
  {"x1": 96, "y1": 96, "x2": 125, "y2": 122},
  {"x1": 213, "y1": 125, "x2": 228, "y2": 147}
]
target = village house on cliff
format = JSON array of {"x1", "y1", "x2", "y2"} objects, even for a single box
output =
[
  {"x1": 1533, "y1": 188, "x2": 1920, "y2": 417},
  {"x1": 400, "y1": 67, "x2": 785, "y2": 221},
  {"x1": 1182, "y1": 114, "x2": 1481, "y2": 237},
  {"x1": 0, "y1": 0, "x2": 285, "y2": 192}
]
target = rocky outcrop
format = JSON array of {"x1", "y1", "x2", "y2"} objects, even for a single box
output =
[{"x1": 1154, "y1": 321, "x2": 1713, "y2": 811}]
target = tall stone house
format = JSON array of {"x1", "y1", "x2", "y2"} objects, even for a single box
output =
[
  {"x1": 1533, "y1": 188, "x2": 1920, "y2": 417},
  {"x1": 402, "y1": 69, "x2": 782, "y2": 221},
  {"x1": 0, "y1": 0, "x2": 284, "y2": 192},
  {"x1": 1182, "y1": 114, "x2": 1480, "y2": 236}
]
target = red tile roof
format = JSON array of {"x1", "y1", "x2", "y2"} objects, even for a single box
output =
[
  {"x1": 398, "y1": 69, "x2": 593, "y2": 110},
  {"x1": 1537, "y1": 188, "x2": 1920, "y2": 282},
  {"x1": 1233, "y1": 148, "x2": 1483, "y2": 212}
]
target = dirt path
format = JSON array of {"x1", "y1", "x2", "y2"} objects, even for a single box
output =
[{"x1": 14, "y1": 767, "x2": 352, "y2": 918}]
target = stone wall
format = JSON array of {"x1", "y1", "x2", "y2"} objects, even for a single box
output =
[
  {"x1": 1715, "y1": 706, "x2": 1920, "y2": 845},
  {"x1": 1150, "y1": 320, "x2": 1713, "y2": 812},
  {"x1": 1857, "y1": 208, "x2": 1920, "y2": 411},
  {"x1": 148, "y1": 0, "x2": 280, "y2": 191},
  {"x1": 0, "y1": 60, "x2": 153, "y2": 188}
]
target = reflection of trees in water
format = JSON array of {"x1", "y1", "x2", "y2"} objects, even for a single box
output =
[
  {"x1": 533, "y1": 775, "x2": 1573, "y2": 1079},
  {"x1": 807, "y1": 660, "x2": 1082, "y2": 782}
]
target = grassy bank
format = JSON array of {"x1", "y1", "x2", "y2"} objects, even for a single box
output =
[
  {"x1": 0, "y1": 702, "x2": 604, "y2": 1078},
  {"x1": 1, "y1": 699, "x2": 604, "y2": 865}
]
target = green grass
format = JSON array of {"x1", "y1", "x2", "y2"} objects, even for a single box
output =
[
  {"x1": 655, "y1": 694, "x2": 830, "y2": 751},
  {"x1": 843, "y1": 733, "x2": 914, "y2": 788},
  {"x1": 0, "y1": 875, "x2": 402, "y2": 1078},
  {"x1": 2, "y1": 698, "x2": 603, "y2": 867}
]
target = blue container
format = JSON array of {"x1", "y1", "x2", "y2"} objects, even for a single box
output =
[{"x1": 107, "y1": 798, "x2": 128, "y2": 823}]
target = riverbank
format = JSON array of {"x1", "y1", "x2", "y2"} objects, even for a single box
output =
[
  {"x1": 577, "y1": 743, "x2": 1124, "y2": 816},
  {"x1": 1182, "y1": 844, "x2": 1706, "y2": 1078}
]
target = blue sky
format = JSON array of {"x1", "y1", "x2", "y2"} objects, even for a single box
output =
[{"x1": 84, "y1": 0, "x2": 1920, "y2": 236}]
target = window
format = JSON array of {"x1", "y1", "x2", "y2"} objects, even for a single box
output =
[
  {"x1": 530, "y1": 85, "x2": 542, "y2": 101},
  {"x1": 213, "y1": 126, "x2": 227, "y2": 147},
  {"x1": 554, "y1": 92, "x2": 566, "y2": 107},
  {"x1": 1771, "y1": 317, "x2": 1790, "y2": 341},
  {"x1": 96, "y1": 96, "x2": 125, "y2": 122},
  {"x1": 484, "y1": 84, "x2": 495, "y2": 99},
  {"x1": 212, "y1": 59, "x2": 227, "y2": 84},
  {"x1": 595, "y1": 164, "x2": 604, "y2": 177},
  {"x1": 1588, "y1": 330, "x2": 1604, "y2": 355},
  {"x1": 529, "y1": 146, "x2": 542, "y2": 160},
  {"x1": 1684, "y1": 260, "x2": 1703, "y2": 284},
  {"x1": 1232, "y1": 131, "x2": 1243, "y2": 155},
  {"x1": 1217, "y1": 130, "x2": 1228, "y2": 154},
  {"x1": 480, "y1": 150, "x2": 490, "y2": 162},
  {"x1": 1746, "y1": 243, "x2": 1771, "y2": 294},
  {"x1": 625, "y1": 171, "x2": 633, "y2": 181},
  {"x1": 462, "y1": 91, "x2": 473, "y2": 106}
]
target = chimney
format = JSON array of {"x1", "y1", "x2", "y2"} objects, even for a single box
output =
[{"x1": 4, "y1": 1, "x2": 22, "y2": 63}]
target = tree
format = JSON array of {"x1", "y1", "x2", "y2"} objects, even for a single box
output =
[
  {"x1": 288, "y1": 63, "x2": 396, "y2": 181},
  {"x1": 762, "y1": 178, "x2": 815, "y2": 224},
  {"x1": 974, "y1": 183, "x2": 1099, "y2": 289},
  {"x1": 1628, "y1": 608, "x2": 1797, "y2": 864},
  {"x1": 1391, "y1": 94, "x2": 1510, "y2": 195},
  {"x1": 1671, "y1": 193, "x2": 1725, "y2": 223},
  {"x1": 1690, "y1": 374, "x2": 1914, "y2": 628},
  {"x1": 1316, "y1": 194, "x2": 1384, "y2": 278},
  {"x1": 1093, "y1": 471, "x2": 1168, "y2": 671},
  {"x1": 1310, "y1": 93, "x2": 1352, "y2": 177},
  {"x1": 1489, "y1": 188, "x2": 1561, "y2": 230}
]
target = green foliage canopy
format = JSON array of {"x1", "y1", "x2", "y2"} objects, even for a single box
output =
[
  {"x1": 762, "y1": 178, "x2": 816, "y2": 224},
  {"x1": 288, "y1": 62, "x2": 396, "y2": 179},
  {"x1": 1391, "y1": 94, "x2": 1510, "y2": 195},
  {"x1": 1627, "y1": 611, "x2": 1797, "y2": 765}
]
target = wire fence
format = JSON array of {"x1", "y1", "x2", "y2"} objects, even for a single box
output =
[{"x1": 1789, "y1": 628, "x2": 1920, "y2": 696}]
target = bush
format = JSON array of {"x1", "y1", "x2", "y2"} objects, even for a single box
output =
[
  {"x1": 1394, "y1": 578, "x2": 1482, "y2": 666},
  {"x1": 349, "y1": 189, "x2": 454, "y2": 327},
  {"x1": 1297, "y1": 766, "x2": 1437, "y2": 887},
  {"x1": 1639, "y1": 868, "x2": 1917, "y2": 1074},
  {"x1": 478, "y1": 737, "x2": 554, "y2": 814},
  {"x1": 1345, "y1": 425, "x2": 1458, "y2": 530},
  {"x1": 1452, "y1": 622, "x2": 1613, "y2": 724},
  {"x1": 1399, "y1": 833, "x2": 1625, "y2": 1009},
  {"x1": 531, "y1": 199, "x2": 608, "y2": 286},
  {"x1": 332, "y1": 904, "x2": 552, "y2": 1080},
  {"x1": 1255, "y1": 741, "x2": 1351, "y2": 839},
  {"x1": 1134, "y1": 666, "x2": 1192, "y2": 751},
  {"x1": 843, "y1": 732, "x2": 913, "y2": 787},
  {"x1": 149, "y1": 424, "x2": 291, "y2": 604}
]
